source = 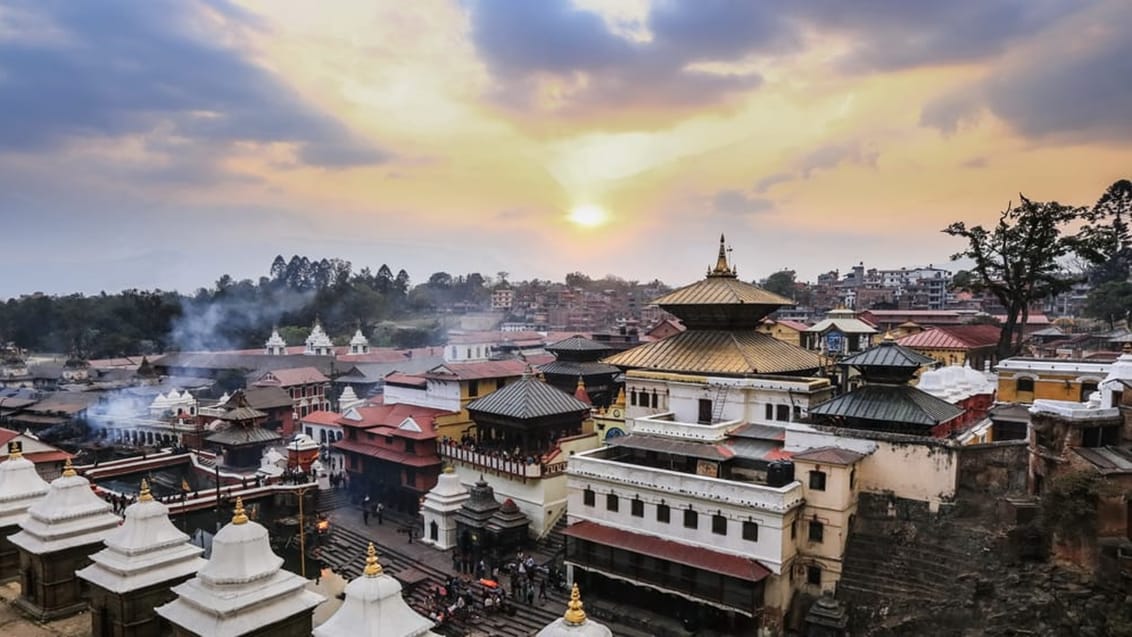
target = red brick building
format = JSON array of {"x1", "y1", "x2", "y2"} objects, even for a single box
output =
[{"x1": 253, "y1": 367, "x2": 330, "y2": 420}]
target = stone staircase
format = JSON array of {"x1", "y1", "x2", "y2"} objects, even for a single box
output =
[
  {"x1": 316, "y1": 487, "x2": 351, "y2": 513},
  {"x1": 838, "y1": 532, "x2": 964, "y2": 604}
]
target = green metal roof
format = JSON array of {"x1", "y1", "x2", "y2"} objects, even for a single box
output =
[
  {"x1": 467, "y1": 375, "x2": 591, "y2": 421},
  {"x1": 808, "y1": 384, "x2": 962, "y2": 427}
]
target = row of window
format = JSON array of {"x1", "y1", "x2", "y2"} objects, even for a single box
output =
[
  {"x1": 765, "y1": 403, "x2": 802, "y2": 422},
  {"x1": 582, "y1": 488, "x2": 760, "y2": 541},
  {"x1": 304, "y1": 427, "x2": 343, "y2": 444},
  {"x1": 629, "y1": 389, "x2": 661, "y2": 409},
  {"x1": 466, "y1": 378, "x2": 506, "y2": 398}
]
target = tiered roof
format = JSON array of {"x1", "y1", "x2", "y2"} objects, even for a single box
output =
[
  {"x1": 156, "y1": 498, "x2": 324, "y2": 637},
  {"x1": 77, "y1": 479, "x2": 205, "y2": 592},
  {"x1": 9, "y1": 459, "x2": 121, "y2": 554},
  {"x1": 0, "y1": 442, "x2": 49, "y2": 528},
  {"x1": 313, "y1": 543, "x2": 438, "y2": 637},
  {"x1": 467, "y1": 373, "x2": 591, "y2": 421}
]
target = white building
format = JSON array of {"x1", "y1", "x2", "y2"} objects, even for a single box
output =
[
  {"x1": 314, "y1": 543, "x2": 439, "y2": 637},
  {"x1": 491, "y1": 287, "x2": 515, "y2": 312},
  {"x1": 420, "y1": 466, "x2": 470, "y2": 550},
  {"x1": 265, "y1": 328, "x2": 288, "y2": 356},
  {"x1": 349, "y1": 328, "x2": 371, "y2": 355},
  {"x1": 306, "y1": 319, "x2": 335, "y2": 357}
]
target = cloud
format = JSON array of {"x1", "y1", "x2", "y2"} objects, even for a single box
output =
[
  {"x1": 754, "y1": 172, "x2": 794, "y2": 193},
  {"x1": 713, "y1": 190, "x2": 774, "y2": 216},
  {"x1": 919, "y1": 2, "x2": 1132, "y2": 143},
  {"x1": 467, "y1": 0, "x2": 775, "y2": 115},
  {"x1": 0, "y1": 0, "x2": 387, "y2": 168},
  {"x1": 798, "y1": 141, "x2": 878, "y2": 177}
]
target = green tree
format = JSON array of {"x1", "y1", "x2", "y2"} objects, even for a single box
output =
[
  {"x1": 1084, "y1": 281, "x2": 1132, "y2": 329},
  {"x1": 1076, "y1": 179, "x2": 1132, "y2": 284},
  {"x1": 943, "y1": 195, "x2": 1084, "y2": 358},
  {"x1": 760, "y1": 270, "x2": 797, "y2": 299}
]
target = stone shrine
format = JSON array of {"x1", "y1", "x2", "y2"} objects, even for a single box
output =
[
  {"x1": 420, "y1": 466, "x2": 470, "y2": 550},
  {"x1": 0, "y1": 441, "x2": 49, "y2": 582}
]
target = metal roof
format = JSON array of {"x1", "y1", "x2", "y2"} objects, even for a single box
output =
[
  {"x1": 791, "y1": 446, "x2": 867, "y2": 465},
  {"x1": 652, "y1": 276, "x2": 792, "y2": 307},
  {"x1": 839, "y1": 341, "x2": 936, "y2": 369},
  {"x1": 808, "y1": 384, "x2": 962, "y2": 427},
  {"x1": 466, "y1": 376, "x2": 591, "y2": 420},
  {"x1": 537, "y1": 360, "x2": 622, "y2": 377},
  {"x1": 805, "y1": 318, "x2": 878, "y2": 335},
  {"x1": 205, "y1": 425, "x2": 280, "y2": 446},
  {"x1": 611, "y1": 434, "x2": 735, "y2": 461},
  {"x1": 602, "y1": 330, "x2": 822, "y2": 376},
  {"x1": 545, "y1": 335, "x2": 611, "y2": 353}
]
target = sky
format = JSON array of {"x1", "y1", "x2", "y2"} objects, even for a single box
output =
[{"x1": 1, "y1": 0, "x2": 1130, "y2": 298}]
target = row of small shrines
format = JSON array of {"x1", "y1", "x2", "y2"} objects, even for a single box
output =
[{"x1": 0, "y1": 441, "x2": 608, "y2": 637}]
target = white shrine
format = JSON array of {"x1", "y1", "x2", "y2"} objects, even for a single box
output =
[
  {"x1": 338, "y1": 386, "x2": 364, "y2": 411},
  {"x1": 0, "y1": 441, "x2": 50, "y2": 581},
  {"x1": 149, "y1": 388, "x2": 197, "y2": 417},
  {"x1": 536, "y1": 584, "x2": 612, "y2": 637},
  {"x1": 420, "y1": 466, "x2": 470, "y2": 550},
  {"x1": 265, "y1": 328, "x2": 288, "y2": 356},
  {"x1": 313, "y1": 543, "x2": 439, "y2": 637},
  {"x1": 305, "y1": 319, "x2": 335, "y2": 357},
  {"x1": 349, "y1": 328, "x2": 370, "y2": 355},
  {"x1": 155, "y1": 497, "x2": 324, "y2": 637},
  {"x1": 77, "y1": 479, "x2": 207, "y2": 636},
  {"x1": 9, "y1": 458, "x2": 122, "y2": 620}
]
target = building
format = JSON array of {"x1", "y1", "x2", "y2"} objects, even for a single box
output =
[
  {"x1": 539, "y1": 335, "x2": 621, "y2": 408},
  {"x1": 896, "y1": 324, "x2": 1001, "y2": 370},
  {"x1": 996, "y1": 357, "x2": 1109, "y2": 404},
  {"x1": 313, "y1": 543, "x2": 439, "y2": 637},
  {"x1": 305, "y1": 319, "x2": 335, "y2": 356},
  {"x1": 253, "y1": 366, "x2": 331, "y2": 420},
  {"x1": 348, "y1": 328, "x2": 371, "y2": 355},
  {"x1": 757, "y1": 319, "x2": 809, "y2": 349},
  {"x1": 265, "y1": 328, "x2": 288, "y2": 356},
  {"x1": 77, "y1": 479, "x2": 206, "y2": 637},
  {"x1": 802, "y1": 308, "x2": 878, "y2": 357},
  {"x1": 565, "y1": 237, "x2": 835, "y2": 633},
  {"x1": 492, "y1": 287, "x2": 515, "y2": 312},
  {"x1": 420, "y1": 466, "x2": 470, "y2": 550},
  {"x1": 155, "y1": 497, "x2": 325, "y2": 636}
]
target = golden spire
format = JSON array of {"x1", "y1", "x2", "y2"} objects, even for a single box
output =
[
  {"x1": 62, "y1": 457, "x2": 76, "y2": 478},
  {"x1": 614, "y1": 386, "x2": 625, "y2": 407},
  {"x1": 564, "y1": 583, "x2": 587, "y2": 625},
  {"x1": 139, "y1": 479, "x2": 153, "y2": 502},
  {"x1": 443, "y1": 464, "x2": 455, "y2": 474},
  {"x1": 363, "y1": 542, "x2": 383, "y2": 577},
  {"x1": 883, "y1": 331, "x2": 896, "y2": 343},
  {"x1": 576, "y1": 376, "x2": 586, "y2": 390},
  {"x1": 232, "y1": 497, "x2": 248, "y2": 525},
  {"x1": 707, "y1": 233, "x2": 736, "y2": 278},
  {"x1": 7, "y1": 441, "x2": 22, "y2": 459}
]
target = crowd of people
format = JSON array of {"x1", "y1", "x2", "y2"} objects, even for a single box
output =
[{"x1": 441, "y1": 435, "x2": 544, "y2": 465}]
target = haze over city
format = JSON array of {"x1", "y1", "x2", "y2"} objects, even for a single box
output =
[{"x1": 1, "y1": 0, "x2": 1130, "y2": 298}]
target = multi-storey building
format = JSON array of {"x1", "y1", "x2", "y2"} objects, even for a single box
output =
[{"x1": 564, "y1": 238, "x2": 835, "y2": 633}]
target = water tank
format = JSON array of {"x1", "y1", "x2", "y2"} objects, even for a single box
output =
[{"x1": 766, "y1": 461, "x2": 795, "y2": 488}]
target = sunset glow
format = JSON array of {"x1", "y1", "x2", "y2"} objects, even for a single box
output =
[{"x1": 568, "y1": 205, "x2": 609, "y2": 228}]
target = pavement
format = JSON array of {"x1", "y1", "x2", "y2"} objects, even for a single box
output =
[
  {"x1": 0, "y1": 582, "x2": 90, "y2": 637},
  {"x1": 316, "y1": 494, "x2": 457, "y2": 575}
]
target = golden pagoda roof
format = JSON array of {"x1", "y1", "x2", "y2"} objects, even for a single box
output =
[
  {"x1": 603, "y1": 330, "x2": 822, "y2": 376},
  {"x1": 653, "y1": 274, "x2": 792, "y2": 307}
]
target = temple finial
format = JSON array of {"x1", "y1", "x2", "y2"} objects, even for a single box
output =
[
  {"x1": 232, "y1": 497, "x2": 248, "y2": 525},
  {"x1": 709, "y1": 233, "x2": 735, "y2": 277},
  {"x1": 363, "y1": 542, "x2": 383, "y2": 577},
  {"x1": 62, "y1": 457, "x2": 76, "y2": 478},
  {"x1": 564, "y1": 583, "x2": 587, "y2": 625},
  {"x1": 139, "y1": 479, "x2": 153, "y2": 502},
  {"x1": 6, "y1": 441, "x2": 22, "y2": 460}
]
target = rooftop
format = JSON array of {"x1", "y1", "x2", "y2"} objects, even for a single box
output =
[
  {"x1": 604, "y1": 330, "x2": 822, "y2": 376},
  {"x1": 467, "y1": 374, "x2": 592, "y2": 421}
]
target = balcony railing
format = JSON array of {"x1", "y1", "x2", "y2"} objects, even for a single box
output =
[{"x1": 438, "y1": 442, "x2": 567, "y2": 480}]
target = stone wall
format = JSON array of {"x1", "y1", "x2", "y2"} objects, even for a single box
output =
[{"x1": 956, "y1": 440, "x2": 1029, "y2": 499}]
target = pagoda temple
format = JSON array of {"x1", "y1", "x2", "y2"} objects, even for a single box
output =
[
  {"x1": 465, "y1": 370, "x2": 592, "y2": 457},
  {"x1": 420, "y1": 466, "x2": 470, "y2": 550},
  {"x1": 536, "y1": 583, "x2": 612, "y2": 637},
  {"x1": 0, "y1": 441, "x2": 49, "y2": 582},
  {"x1": 205, "y1": 391, "x2": 281, "y2": 468},
  {"x1": 313, "y1": 543, "x2": 438, "y2": 637},
  {"x1": 78, "y1": 479, "x2": 206, "y2": 637},
  {"x1": 808, "y1": 336, "x2": 963, "y2": 436},
  {"x1": 539, "y1": 335, "x2": 620, "y2": 407},
  {"x1": 9, "y1": 458, "x2": 122, "y2": 620},
  {"x1": 156, "y1": 497, "x2": 324, "y2": 637}
]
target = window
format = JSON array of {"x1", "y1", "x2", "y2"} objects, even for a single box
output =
[
  {"x1": 468, "y1": 380, "x2": 479, "y2": 397},
  {"x1": 1080, "y1": 381, "x2": 1098, "y2": 402},
  {"x1": 793, "y1": 405, "x2": 802, "y2": 420},
  {"x1": 849, "y1": 468, "x2": 856, "y2": 489},
  {"x1": 776, "y1": 404, "x2": 790, "y2": 422},
  {"x1": 791, "y1": 519, "x2": 797, "y2": 539},
  {"x1": 809, "y1": 470, "x2": 827, "y2": 491},
  {"x1": 712, "y1": 514, "x2": 727, "y2": 535},
  {"x1": 742, "y1": 521, "x2": 759, "y2": 542},
  {"x1": 404, "y1": 439, "x2": 415, "y2": 454},
  {"x1": 305, "y1": 427, "x2": 314, "y2": 438},
  {"x1": 809, "y1": 520, "x2": 824, "y2": 543},
  {"x1": 385, "y1": 435, "x2": 394, "y2": 445},
  {"x1": 583, "y1": 488, "x2": 595, "y2": 507},
  {"x1": 657, "y1": 503, "x2": 670, "y2": 523},
  {"x1": 630, "y1": 390, "x2": 638, "y2": 406},
  {"x1": 1082, "y1": 425, "x2": 1120, "y2": 448},
  {"x1": 765, "y1": 404, "x2": 773, "y2": 420},
  {"x1": 651, "y1": 392, "x2": 658, "y2": 409},
  {"x1": 698, "y1": 399, "x2": 712, "y2": 424},
  {"x1": 683, "y1": 508, "x2": 698, "y2": 529},
  {"x1": 1016, "y1": 377, "x2": 1034, "y2": 393},
  {"x1": 606, "y1": 493, "x2": 619, "y2": 512},
  {"x1": 806, "y1": 565, "x2": 822, "y2": 586},
  {"x1": 631, "y1": 498, "x2": 644, "y2": 518},
  {"x1": 497, "y1": 379, "x2": 506, "y2": 390}
]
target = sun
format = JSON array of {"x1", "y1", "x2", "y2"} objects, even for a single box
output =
[{"x1": 567, "y1": 204, "x2": 608, "y2": 228}]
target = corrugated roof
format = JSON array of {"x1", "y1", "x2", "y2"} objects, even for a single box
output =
[
  {"x1": 602, "y1": 330, "x2": 822, "y2": 376},
  {"x1": 610, "y1": 434, "x2": 735, "y2": 461},
  {"x1": 805, "y1": 318, "x2": 878, "y2": 335},
  {"x1": 653, "y1": 276, "x2": 792, "y2": 307},
  {"x1": 240, "y1": 386, "x2": 293, "y2": 411},
  {"x1": 564, "y1": 521, "x2": 771, "y2": 583},
  {"x1": 537, "y1": 360, "x2": 622, "y2": 377},
  {"x1": 545, "y1": 335, "x2": 610, "y2": 353},
  {"x1": 791, "y1": 446, "x2": 866, "y2": 465},
  {"x1": 206, "y1": 425, "x2": 280, "y2": 446},
  {"x1": 898, "y1": 325, "x2": 1001, "y2": 350},
  {"x1": 466, "y1": 376, "x2": 591, "y2": 420},
  {"x1": 808, "y1": 384, "x2": 962, "y2": 427},
  {"x1": 424, "y1": 359, "x2": 534, "y2": 381},
  {"x1": 255, "y1": 366, "x2": 330, "y2": 387},
  {"x1": 840, "y1": 341, "x2": 936, "y2": 369},
  {"x1": 728, "y1": 423, "x2": 786, "y2": 441}
]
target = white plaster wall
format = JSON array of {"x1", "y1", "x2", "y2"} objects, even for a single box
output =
[
  {"x1": 450, "y1": 466, "x2": 565, "y2": 539},
  {"x1": 383, "y1": 380, "x2": 460, "y2": 412}
]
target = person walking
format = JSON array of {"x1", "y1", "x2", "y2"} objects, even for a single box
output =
[
  {"x1": 539, "y1": 577, "x2": 547, "y2": 603},
  {"x1": 362, "y1": 495, "x2": 371, "y2": 525},
  {"x1": 376, "y1": 502, "x2": 384, "y2": 525}
]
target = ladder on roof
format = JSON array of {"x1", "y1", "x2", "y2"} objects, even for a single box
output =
[{"x1": 711, "y1": 384, "x2": 729, "y2": 423}]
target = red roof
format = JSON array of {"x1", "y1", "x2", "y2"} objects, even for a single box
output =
[
  {"x1": 564, "y1": 521, "x2": 770, "y2": 583},
  {"x1": 337, "y1": 402, "x2": 452, "y2": 439},
  {"x1": 790, "y1": 446, "x2": 866, "y2": 465},
  {"x1": 332, "y1": 439, "x2": 441, "y2": 467},
  {"x1": 898, "y1": 325, "x2": 1000, "y2": 350},
  {"x1": 337, "y1": 350, "x2": 414, "y2": 363},
  {"x1": 301, "y1": 410, "x2": 342, "y2": 427},
  {"x1": 423, "y1": 359, "x2": 534, "y2": 381},
  {"x1": 385, "y1": 372, "x2": 427, "y2": 387},
  {"x1": 255, "y1": 366, "x2": 330, "y2": 387}
]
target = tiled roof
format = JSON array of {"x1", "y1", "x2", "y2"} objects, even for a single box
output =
[
  {"x1": 336, "y1": 403, "x2": 451, "y2": 437},
  {"x1": 423, "y1": 359, "x2": 534, "y2": 381},
  {"x1": 384, "y1": 372, "x2": 428, "y2": 387},
  {"x1": 332, "y1": 439, "x2": 441, "y2": 467},
  {"x1": 467, "y1": 376, "x2": 591, "y2": 420},
  {"x1": 240, "y1": 386, "x2": 293, "y2": 411},
  {"x1": 602, "y1": 330, "x2": 822, "y2": 376},
  {"x1": 790, "y1": 446, "x2": 866, "y2": 465},
  {"x1": 653, "y1": 276, "x2": 792, "y2": 307},
  {"x1": 809, "y1": 384, "x2": 962, "y2": 427},
  {"x1": 300, "y1": 410, "x2": 342, "y2": 427},
  {"x1": 563, "y1": 521, "x2": 771, "y2": 583},
  {"x1": 840, "y1": 341, "x2": 936, "y2": 369},
  {"x1": 897, "y1": 325, "x2": 1000, "y2": 350},
  {"x1": 205, "y1": 425, "x2": 280, "y2": 446},
  {"x1": 336, "y1": 350, "x2": 414, "y2": 363},
  {"x1": 255, "y1": 366, "x2": 330, "y2": 387},
  {"x1": 728, "y1": 423, "x2": 786, "y2": 441},
  {"x1": 545, "y1": 335, "x2": 611, "y2": 353}
]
